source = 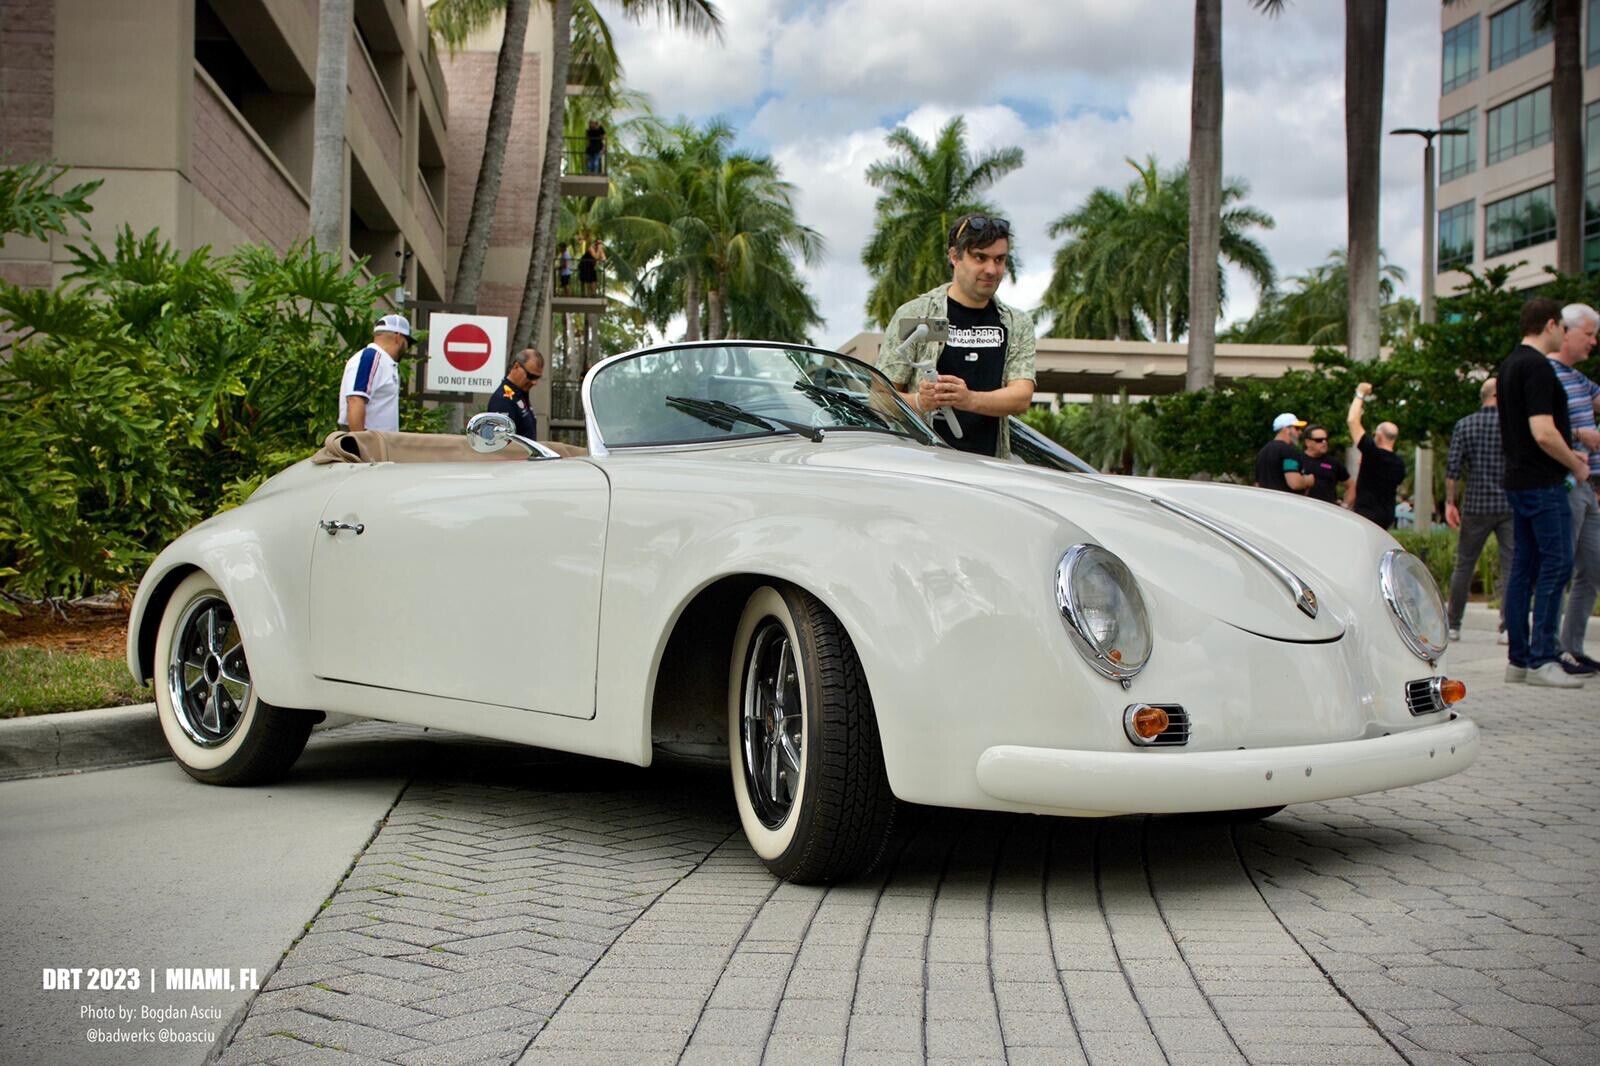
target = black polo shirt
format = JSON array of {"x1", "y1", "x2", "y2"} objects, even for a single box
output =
[
  {"x1": 487, "y1": 377, "x2": 538, "y2": 440},
  {"x1": 1497, "y1": 343, "x2": 1570, "y2": 491}
]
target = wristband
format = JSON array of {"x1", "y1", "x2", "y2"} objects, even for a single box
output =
[{"x1": 1353, "y1": 392, "x2": 1366, "y2": 402}]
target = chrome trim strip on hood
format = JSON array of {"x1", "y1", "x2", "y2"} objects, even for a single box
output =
[{"x1": 1150, "y1": 497, "x2": 1320, "y2": 619}]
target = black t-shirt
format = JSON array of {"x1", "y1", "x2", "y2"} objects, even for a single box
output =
[
  {"x1": 1497, "y1": 343, "x2": 1571, "y2": 490},
  {"x1": 1353, "y1": 434, "x2": 1406, "y2": 528},
  {"x1": 937, "y1": 297, "x2": 1007, "y2": 456},
  {"x1": 487, "y1": 377, "x2": 538, "y2": 439},
  {"x1": 1303, "y1": 455, "x2": 1349, "y2": 503},
  {"x1": 1253, "y1": 439, "x2": 1306, "y2": 493}
]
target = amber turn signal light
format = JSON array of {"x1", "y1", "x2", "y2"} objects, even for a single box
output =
[
  {"x1": 1130, "y1": 704, "x2": 1169, "y2": 740},
  {"x1": 1438, "y1": 679, "x2": 1466, "y2": 705}
]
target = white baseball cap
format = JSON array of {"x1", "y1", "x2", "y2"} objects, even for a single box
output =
[
  {"x1": 374, "y1": 313, "x2": 412, "y2": 340},
  {"x1": 1272, "y1": 413, "x2": 1307, "y2": 432}
]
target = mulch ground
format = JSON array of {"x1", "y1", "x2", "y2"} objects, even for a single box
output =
[{"x1": 0, "y1": 602, "x2": 130, "y2": 660}]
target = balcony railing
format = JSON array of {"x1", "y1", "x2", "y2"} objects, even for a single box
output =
[
  {"x1": 553, "y1": 254, "x2": 607, "y2": 298},
  {"x1": 560, "y1": 138, "x2": 608, "y2": 178}
]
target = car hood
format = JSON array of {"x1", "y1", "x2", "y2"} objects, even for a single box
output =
[{"x1": 719, "y1": 437, "x2": 1348, "y2": 642}]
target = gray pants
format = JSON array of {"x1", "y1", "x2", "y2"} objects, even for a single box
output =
[
  {"x1": 1560, "y1": 480, "x2": 1600, "y2": 656},
  {"x1": 1448, "y1": 511, "x2": 1513, "y2": 629}
]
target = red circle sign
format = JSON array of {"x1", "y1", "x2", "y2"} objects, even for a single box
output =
[{"x1": 443, "y1": 323, "x2": 492, "y2": 372}]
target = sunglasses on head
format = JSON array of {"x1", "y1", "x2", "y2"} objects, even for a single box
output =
[{"x1": 954, "y1": 215, "x2": 1011, "y2": 243}]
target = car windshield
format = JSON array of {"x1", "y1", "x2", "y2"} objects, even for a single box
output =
[{"x1": 587, "y1": 343, "x2": 940, "y2": 449}]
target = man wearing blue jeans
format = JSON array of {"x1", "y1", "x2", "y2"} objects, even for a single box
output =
[
  {"x1": 1552, "y1": 303, "x2": 1600, "y2": 676},
  {"x1": 1498, "y1": 298, "x2": 1591, "y2": 688}
]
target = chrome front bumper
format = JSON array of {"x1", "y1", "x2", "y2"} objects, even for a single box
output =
[{"x1": 974, "y1": 715, "x2": 1479, "y2": 814}]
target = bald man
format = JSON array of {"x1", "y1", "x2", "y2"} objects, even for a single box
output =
[{"x1": 1345, "y1": 381, "x2": 1408, "y2": 529}]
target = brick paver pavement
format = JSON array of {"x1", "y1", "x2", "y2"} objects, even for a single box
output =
[{"x1": 215, "y1": 605, "x2": 1598, "y2": 1065}]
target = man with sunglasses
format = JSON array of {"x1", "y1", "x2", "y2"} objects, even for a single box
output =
[
  {"x1": 878, "y1": 213, "x2": 1036, "y2": 458},
  {"x1": 487, "y1": 348, "x2": 544, "y2": 441},
  {"x1": 1299, "y1": 425, "x2": 1348, "y2": 503}
]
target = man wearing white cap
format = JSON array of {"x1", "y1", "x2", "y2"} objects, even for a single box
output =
[
  {"x1": 1254, "y1": 412, "x2": 1315, "y2": 493},
  {"x1": 339, "y1": 313, "x2": 412, "y2": 433}
]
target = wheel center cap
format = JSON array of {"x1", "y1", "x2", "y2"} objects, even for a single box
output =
[{"x1": 204, "y1": 656, "x2": 221, "y2": 684}]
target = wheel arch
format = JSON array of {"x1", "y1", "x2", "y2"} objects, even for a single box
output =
[{"x1": 130, "y1": 563, "x2": 200, "y2": 684}]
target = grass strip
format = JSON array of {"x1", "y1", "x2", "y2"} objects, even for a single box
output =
[{"x1": 0, "y1": 646, "x2": 148, "y2": 718}]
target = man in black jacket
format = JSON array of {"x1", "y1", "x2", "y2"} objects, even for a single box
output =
[{"x1": 487, "y1": 348, "x2": 543, "y2": 440}]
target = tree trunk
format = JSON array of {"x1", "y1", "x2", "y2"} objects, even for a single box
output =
[
  {"x1": 707, "y1": 280, "x2": 724, "y2": 340},
  {"x1": 1154, "y1": 300, "x2": 1169, "y2": 344},
  {"x1": 1550, "y1": 0, "x2": 1583, "y2": 275},
  {"x1": 309, "y1": 0, "x2": 354, "y2": 255},
  {"x1": 1116, "y1": 311, "x2": 1132, "y2": 341},
  {"x1": 512, "y1": 0, "x2": 575, "y2": 353},
  {"x1": 1344, "y1": 0, "x2": 1386, "y2": 364},
  {"x1": 1186, "y1": 0, "x2": 1222, "y2": 391},
  {"x1": 452, "y1": 0, "x2": 532, "y2": 307},
  {"x1": 684, "y1": 267, "x2": 702, "y2": 341}
]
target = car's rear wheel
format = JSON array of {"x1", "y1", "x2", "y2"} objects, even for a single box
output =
[
  {"x1": 153, "y1": 571, "x2": 312, "y2": 785},
  {"x1": 728, "y1": 584, "x2": 895, "y2": 883}
]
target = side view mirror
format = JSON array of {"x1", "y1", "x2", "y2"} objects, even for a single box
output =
[
  {"x1": 465, "y1": 412, "x2": 563, "y2": 460},
  {"x1": 466, "y1": 412, "x2": 515, "y2": 452}
]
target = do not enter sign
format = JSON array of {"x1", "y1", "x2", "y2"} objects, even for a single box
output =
[
  {"x1": 442, "y1": 323, "x2": 492, "y2": 372},
  {"x1": 425, "y1": 313, "x2": 508, "y2": 393}
]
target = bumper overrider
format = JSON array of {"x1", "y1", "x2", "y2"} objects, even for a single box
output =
[{"x1": 975, "y1": 714, "x2": 1478, "y2": 814}]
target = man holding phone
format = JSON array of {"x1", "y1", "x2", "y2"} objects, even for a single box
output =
[{"x1": 878, "y1": 213, "x2": 1036, "y2": 458}]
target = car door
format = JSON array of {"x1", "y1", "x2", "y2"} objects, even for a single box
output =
[{"x1": 307, "y1": 459, "x2": 609, "y2": 719}]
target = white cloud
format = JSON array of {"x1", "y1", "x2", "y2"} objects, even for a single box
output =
[{"x1": 608, "y1": 0, "x2": 1443, "y2": 347}]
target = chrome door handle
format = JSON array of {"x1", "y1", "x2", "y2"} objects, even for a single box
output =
[{"x1": 319, "y1": 520, "x2": 365, "y2": 536}]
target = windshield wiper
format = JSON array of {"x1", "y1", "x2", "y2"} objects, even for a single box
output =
[
  {"x1": 665, "y1": 396, "x2": 823, "y2": 442},
  {"x1": 789, "y1": 380, "x2": 908, "y2": 435}
]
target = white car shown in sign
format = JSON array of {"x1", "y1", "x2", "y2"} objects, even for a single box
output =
[{"x1": 128, "y1": 341, "x2": 1478, "y2": 883}]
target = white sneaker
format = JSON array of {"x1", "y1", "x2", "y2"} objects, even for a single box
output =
[
  {"x1": 1497, "y1": 630, "x2": 1509, "y2": 645},
  {"x1": 1527, "y1": 661, "x2": 1584, "y2": 689},
  {"x1": 1448, "y1": 628, "x2": 1462, "y2": 641},
  {"x1": 1506, "y1": 664, "x2": 1526, "y2": 683}
]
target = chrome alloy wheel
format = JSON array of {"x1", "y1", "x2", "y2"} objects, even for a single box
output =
[
  {"x1": 740, "y1": 619, "x2": 804, "y2": 830},
  {"x1": 166, "y1": 596, "x2": 251, "y2": 747}
]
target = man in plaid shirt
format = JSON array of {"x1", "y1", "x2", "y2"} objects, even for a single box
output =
[{"x1": 1445, "y1": 376, "x2": 1513, "y2": 642}]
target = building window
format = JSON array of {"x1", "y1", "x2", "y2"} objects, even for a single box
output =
[
  {"x1": 1486, "y1": 85, "x2": 1552, "y2": 165},
  {"x1": 1439, "y1": 110, "x2": 1476, "y2": 184},
  {"x1": 1439, "y1": 201, "x2": 1475, "y2": 271},
  {"x1": 1489, "y1": 0, "x2": 1552, "y2": 70},
  {"x1": 1443, "y1": 16, "x2": 1480, "y2": 93},
  {"x1": 1485, "y1": 185, "x2": 1556, "y2": 258},
  {"x1": 1588, "y1": 101, "x2": 1600, "y2": 270},
  {"x1": 1590, "y1": 0, "x2": 1600, "y2": 68}
]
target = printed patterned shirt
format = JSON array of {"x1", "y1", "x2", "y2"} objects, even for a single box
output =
[
  {"x1": 878, "y1": 284, "x2": 1037, "y2": 458},
  {"x1": 1445, "y1": 405, "x2": 1509, "y2": 514},
  {"x1": 1549, "y1": 359, "x2": 1600, "y2": 477}
]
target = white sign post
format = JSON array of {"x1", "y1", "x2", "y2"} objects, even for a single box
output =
[{"x1": 425, "y1": 313, "x2": 509, "y2": 393}]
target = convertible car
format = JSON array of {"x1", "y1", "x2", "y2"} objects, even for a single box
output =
[{"x1": 128, "y1": 341, "x2": 1477, "y2": 882}]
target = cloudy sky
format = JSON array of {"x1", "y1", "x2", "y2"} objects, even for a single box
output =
[{"x1": 606, "y1": 0, "x2": 1441, "y2": 348}]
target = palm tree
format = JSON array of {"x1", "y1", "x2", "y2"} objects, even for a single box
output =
[
  {"x1": 861, "y1": 117, "x2": 1024, "y2": 328},
  {"x1": 1042, "y1": 157, "x2": 1274, "y2": 343},
  {"x1": 1186, "y1": 0, "x2": 1285, "y2": 390},
  {"x1": 1077, "y1": 389, "x2": 1160, "y2": 475},
  {"x1": 309, "y1": 0, "x2": 354, "y2": 253},
  {"x1": 1346, "y1": 0, "x2": 1387, "y2": 364},
  {"x1": 697, "y1": 155, "x2": 824, "y2": 339},
  {"x1": 513, "y1": 0, "x2": 723, "y2": 353},
  {"x1": 1222, "y1": 247, "x2": 1407, "y2": 345}
]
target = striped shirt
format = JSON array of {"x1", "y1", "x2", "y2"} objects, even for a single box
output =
[
  {"x1": 1549, "y1": 359, "x2": 1600, "y2": 476},
  {"x1": 339, "y1": 344, "x2": 400, "y2": 432},
  {"x1": 1445, "y1": 406, "x2": 1509, "y2": 514}
]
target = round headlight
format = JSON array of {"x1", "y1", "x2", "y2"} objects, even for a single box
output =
[
  {"x1": 1380, "y1": 549, "x2": 1448, "y2": 662},
  {"x1": 1056, "y1": 545, "x2": 1152, "y2": 682}
]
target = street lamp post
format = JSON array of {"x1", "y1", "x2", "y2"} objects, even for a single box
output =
[
  {"x1": 1387, "y1": 127, "x2": 1468, "y2": 534},
  {"x1": 1390, "y1": 127, "x2": 1469, "y2": 326}
]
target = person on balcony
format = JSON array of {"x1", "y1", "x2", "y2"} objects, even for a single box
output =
[{"x1": 585, "y1": 120, "x2": 605, "y2": 174}]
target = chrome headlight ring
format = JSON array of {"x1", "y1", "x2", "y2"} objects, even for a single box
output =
[
  {"x1": 1380, "y1": 548, "x2": 1448, "y2": 663},
  {"x1": 1056, "y1": 544, "x2": 1153, "y2": 684}
]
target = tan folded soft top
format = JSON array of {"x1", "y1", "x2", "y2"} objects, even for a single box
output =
[{"x1": 311, "y1": 430, "x2": 587, "y2": 465}]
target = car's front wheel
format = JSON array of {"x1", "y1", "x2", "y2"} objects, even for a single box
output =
[
  {"x1": 153, "y1": 571, "x2": 312, "y2": 785},
  {"x1": 728, "y1": 584, "x2": 895, "y2": 883}
]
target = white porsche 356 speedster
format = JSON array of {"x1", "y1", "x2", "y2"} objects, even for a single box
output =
[{"x1": 128, "y1": 341, "x2": 1477, "y2": 882}]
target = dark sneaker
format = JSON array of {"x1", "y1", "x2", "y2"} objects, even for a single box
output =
[
  {"x1": 1557, "y1": 652, "x2": 1599, "y2": 676},
  {"x1": 1572, "y1": 651, "x2": 1600, "y2": 672}
]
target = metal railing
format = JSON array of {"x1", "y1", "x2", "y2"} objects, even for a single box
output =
[
  {"x1": 561, "y1": 138, "x2": 607, "y2": 178},
  {"x1": 552, "y1": 254, "x2": 607, "y2": 297}
]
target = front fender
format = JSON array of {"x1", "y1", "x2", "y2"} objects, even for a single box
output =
[{"x1": 128, "y1": 460, "x2": 356, "y2": 708}]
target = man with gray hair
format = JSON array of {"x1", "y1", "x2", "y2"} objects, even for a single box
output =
[
  {"x1": 1550, "y1": 303, "x2": 1600, "y2": 676},
  {"x1": 1345, "y1": 381, "x2": 1407, "y2": 528},
  {"x1": 1444, "y1": 376, "x2": 1513, "y2": 642}
]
